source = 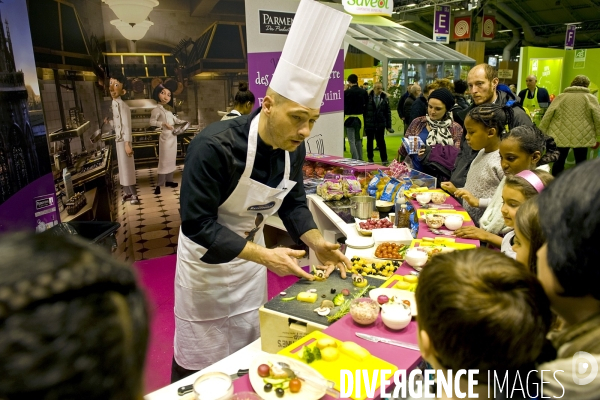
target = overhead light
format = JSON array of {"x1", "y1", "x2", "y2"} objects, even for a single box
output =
[
  {"x1": 103, "y1": 0, "x2": 159, "y2": 25},
  {"x1": 564, "y1": 22, "x2": 582, "y2": 25},
  {"x1": 406, "y1": 0, "x2": 417, "y2": 7},
  {"x1": 413, "y1": 43, "x2": 420, "y2": 46},
  {"x1": 111, "y1": 19, "x2": 154, "y2": 41},
  {"x1": 498, "y1": 29, "x2": 511, "y2": 33}
]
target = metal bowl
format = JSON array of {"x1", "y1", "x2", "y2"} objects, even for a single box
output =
[{"x1": 172, "y1": 121, "x2": 190, "y2": 136}]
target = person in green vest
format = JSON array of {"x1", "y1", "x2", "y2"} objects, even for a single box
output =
[{"x1": 518, "y1": 75, "x2": 551, "y2": 113}]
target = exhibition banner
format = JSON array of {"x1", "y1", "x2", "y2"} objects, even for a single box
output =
[
  {"x1": 565, "y1": 24, "x2": 577, "y2": 50},
  {"x1": 529, "y1": 58, "x2": 563, "y2": 98},
  {"x1": 481, "y1": 15, "x2": 496, "y2": 40},
  {"x1": 453, "y1": 15, "x2": 471, "y2": 40},
  {"x1": 248, "y1": 50, "x2": 344, "y2": 113},
  {"x1": 342, "y1": 0, "x2": 394, "y2": 17},
  {"x1": 433, "y1": 6, "x2": 451, "y2": 44}
]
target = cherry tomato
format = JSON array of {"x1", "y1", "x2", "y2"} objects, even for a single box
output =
[
  {"x1": 402, "y1": 300, "x2": 411, "y2": 306},
  {"x1": 289, "y1": 378, "x2": 302, "y2": 393},
  {"x1": 257, "y1": 364, "x2": 270, "y2": 377}
]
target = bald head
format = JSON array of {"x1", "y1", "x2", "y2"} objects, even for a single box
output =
[
  {"x1": 526, "y1": 75, "x2": 538, "y2": 91},
  {"x1": 410, "y1": 84, "x2": 421, "y2": 97}
]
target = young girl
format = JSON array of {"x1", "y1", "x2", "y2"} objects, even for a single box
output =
[
  {"x1": 441, "y1": 104, "x2": 511, "y2": 224},
  {"x1": 221, "y1": 81, "x2": 255, "y2": 120},
  {"x1": 513, "y1": 197, "x2": 546, "y2": 273},
  {"x1": 150, "y1": 82, "x2": 187, "y2": 195},
  {"x1": 453, "y1": 125, "x2": 559, "y2": 245},
  {"x1": 499, "y1": 170, "x2": 553, "y2": 258}
]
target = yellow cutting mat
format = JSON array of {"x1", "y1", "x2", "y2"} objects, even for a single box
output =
[
  {"x1": 416, "y1": 208, "x2": 472, "y2": 221},
  {"x1": 410, "y1": 238, "x2": 476, "y2": 250},
  {"x1": 278, "y1": 331, "x2": 397, "y2": 399},
  {"x1": 403, "y1": 188, "x2": 446, "y2": 197}
]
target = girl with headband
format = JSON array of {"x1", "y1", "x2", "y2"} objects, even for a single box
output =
[
  {"x1": 498, "y1": 169, "x2": 554, "y2": 259},
  {"x1": 453, "y1": 125, "x2": 559, "y2": 246}
]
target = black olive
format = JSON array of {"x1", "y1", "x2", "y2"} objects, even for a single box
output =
[
  {"x1": 321, "y1": 294, "x2": 326, "y2": 298},
  {"x1": 264, "y1": 383, "x2": 273, "y2": 392},
  {"x1": 276, "y1": 387, "x2": 285, "y2": 397},
  {"x1": 330, "y1": 288, "x2": 336, "y2": 294},
  {"x1": 371, "y1": 263, "x2": 376, "y2": 267},
  {"x1": 362, "y1": 264, "x2": 366, "y2": 268}
]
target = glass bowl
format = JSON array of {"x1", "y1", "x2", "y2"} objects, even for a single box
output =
[{"x1": 349, "y1": 297, "x2": 380, "y2": 325}]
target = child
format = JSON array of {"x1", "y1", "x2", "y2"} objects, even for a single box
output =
[
  {"x1": 536, "y1": 158, "x2": 600, "y2": 399},
  {"x1": 221, "y1": 81, "x2": 256, "y2": 120},
  {"x1": 416, "y1": 248, "x2": 552, "y2": 398},
  {"x1": 150, "y1": 82, "x2": 186, "y2": 195},
  {"x1": 441, "y1": 104, "x2": 510, "y2": 224},
  {"x1": 498, "y1": 170, "x2": 553, "y2": 258},
  {"x1": 105, "y1": 73, "x2": 138, "y2": 205},
  {"x1": 453, "y1": 125, "x2": 559, "y2": 245},
  {"x1": 513, "y1": 197, "x2": 545, "y2": 273}
]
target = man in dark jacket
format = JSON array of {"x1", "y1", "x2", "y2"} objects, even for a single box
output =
[
  {"x1": 397, "y1": 83, "x2": 413, "y2": 132},
  {"x1": 403, "y1": 84, "x2": 421, "y2": 129},
  {"x1": 451, "y1": 64, "x2": 533, "y2": 188},
  {"x1": 364, "y1": 82, "x2": 394, "y2": 163},
  {"x1": 344, "y1": 74, "x2": 368, "y2": 160}
]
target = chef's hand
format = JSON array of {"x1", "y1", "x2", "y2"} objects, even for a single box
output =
[
  {"x1": 312, "y1": 242, "x2": 350, "y2": 279},
  {"x1": 263, "y1": 247, "x2": 314, "y2": 281},
  {"x1": 125, "y1": 142, "x2": 133, "y2": 157},
  {"x1": 164, "y1": 123, "x2": 174, "y2": 130},
  {"x1": 440, "y1": 181, "x2": 457, "y2": 194},
  {"x1": 103, "y1": 117, "x2": 109, "y2": 124},
  {"x1": 454, "y1": 189, "x2": 479, "y2": 207}
]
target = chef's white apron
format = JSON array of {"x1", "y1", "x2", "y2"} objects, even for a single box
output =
[
  {"x1": 152, "y1": 105, "x2": 183, "y2": 175},
  {"x1": 112, "y1": 100, "x2": 136, "y2": 186},
  {"x1": 174, "y1": 114, "x2": 296, "y2": 370}
]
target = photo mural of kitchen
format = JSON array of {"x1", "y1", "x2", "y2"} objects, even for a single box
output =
[{"x1": 27, "y1": 0, "x2": 248, "y2": 222}]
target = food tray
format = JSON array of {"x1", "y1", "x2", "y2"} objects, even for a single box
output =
[
  {"x1": 278, "y1": 331, "x2": 397, "y2": 400},
  {"x1": 410, "y1": 238, "x2": 476, "y2": 251},
  {"x1": 354, "y1": 217, "x2": 393, "y2": 236},
  {"x1": 417, "y1": 208, "x2": 472, "y2": 221}
]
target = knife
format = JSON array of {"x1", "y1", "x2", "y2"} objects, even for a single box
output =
[{"x1": 355, "y1": 332, "x2": 420, "y2": 351}]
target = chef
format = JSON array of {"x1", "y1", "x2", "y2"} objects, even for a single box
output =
[
  {"x1": 172, "y1": 0, "x2": 352, "y2": 380},
  {"x1": 105, "y1": 73, "x2": 138, "y2": 205}
]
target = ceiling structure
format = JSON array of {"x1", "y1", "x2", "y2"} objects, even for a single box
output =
[
  {"x1": 388, "y1": 0, "x2": 600, "y2": 58},
  {"x1": 315, "y1": 0, "x2": 600, "y2": 59}
]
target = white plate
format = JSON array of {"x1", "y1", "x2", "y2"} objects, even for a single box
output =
[
  {"x1": 369, "y1": 288, "x2": 418, "y2": 315},
  {"x1": 346, "y1": 236, "x2": 375, "y2": 249},
  {"x1": 249, "y1": 354, "x2": 326, "y2": 399}
]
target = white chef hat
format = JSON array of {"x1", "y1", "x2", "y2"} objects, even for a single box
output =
[{"x1": 270, "y1": 0, "x2": 352, "y2": 109}]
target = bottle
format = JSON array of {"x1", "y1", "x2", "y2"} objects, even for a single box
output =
[
  {"x1": 63, "y1": 168, "x2": 74, "y2": 199},
  {"x1": 396, "y1": 204, "x2": 410, "y2": 229}
]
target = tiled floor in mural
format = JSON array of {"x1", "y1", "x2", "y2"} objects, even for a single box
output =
[{"x1": 114, "y1": 166, "x2": 182, "y2": 263}]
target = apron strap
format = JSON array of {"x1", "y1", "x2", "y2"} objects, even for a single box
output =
[{"x1": 243, "y1": 113, "x2": 292, "y2": 183}]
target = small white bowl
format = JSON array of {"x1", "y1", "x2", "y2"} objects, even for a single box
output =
[
  {"x1": 416, "y1": 193, "x2": 432, "y2": 205},
  {"x1": 381, "y1": 303, "x2": 412, "y2": 330},
  {"x1": 444, "y1": 214, "x2": 464, "y2": 230},
  {"x1": 405, "y1": 249, "x2": 428, "y2": 269}
]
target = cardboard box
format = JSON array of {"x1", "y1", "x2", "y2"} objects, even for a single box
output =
[{"x1": 259, "y1": 306, "x2": 327, "y2": 354}]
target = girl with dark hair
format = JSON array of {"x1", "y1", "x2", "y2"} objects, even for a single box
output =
[
  {"x1": 150, "y1": 82, "x2": 186, "y2": 195},
  {"x1": 513, "y1": 197, "x2": 545, "y2": 273},
  {"x1": 451, "y1": 124, "x2": 560, "y2": 245},
  {"x1": 441, "y1": 103, "x2": 511, "y2": 224},
  {"x1": 221, "y1": 82, "x2": 256, "y2": 120}
]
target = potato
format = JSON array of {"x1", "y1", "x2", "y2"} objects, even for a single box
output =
[
  {"x1": 340, "y1": 341, "x2": 370, "y2": 361},
  {"x1": 403, "y1": 275, "x2": 418, "y2": 284},
  {"x1": 297, "y1": 292, "x2": 318, "y2": 303},
  {"x1": 395, "y1": 281, "x2": 411, "y2": 290},
  {"x1": 316, "y1": 337, "x2": 337, "y2": 350},
  {"x1": 321, "y1": 346, "x2": 340, "y2": 361}
]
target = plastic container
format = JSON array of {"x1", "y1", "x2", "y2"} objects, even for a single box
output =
[
  {"x1": 349, "y1": 298, "x2": 380, "y2": 325},
  {"x1": 193, "y1": 372, "x2": 233, "y2": 400},
  {"x1": 396, "y1": 204, "x2": 410, "y2": 229}
]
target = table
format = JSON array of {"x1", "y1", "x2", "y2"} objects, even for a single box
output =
[
  {"x1": 146, "y1": 192, "x2": 479, "y2": 399},
  {"x1": 59, "y1": 187, "x2": 97, "y2": 222}
]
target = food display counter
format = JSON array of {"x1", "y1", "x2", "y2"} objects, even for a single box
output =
[{"x1": 146, "y1": 187, "x2": 479, "y2": 399}]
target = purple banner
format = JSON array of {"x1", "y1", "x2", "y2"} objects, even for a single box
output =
[
  {"x1": 565, "y1": 24, "x2": 576, "y2": 50},
  {"x1": 248, "y1": 50, "x2": 344, "y2": 114},
  {"x1": 0, "y1": 174, "x2": 59, "y2": 233},
  {"x1": 434, "y1": 6, "x2": 451, "y2": 34}
]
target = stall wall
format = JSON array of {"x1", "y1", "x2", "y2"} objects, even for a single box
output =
[
  {"x1": 245, "y1": 0, "x2": 345, "y2": 156},
  {"x1": 519, "y1": 47, "x2": 600, "y2": 99},
  {"x1": 0, "y1": 0, "x2": 58, "y2": 233}
]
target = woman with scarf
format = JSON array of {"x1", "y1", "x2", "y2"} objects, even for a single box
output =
[{"x1": 398, "y1": 88, "x2": 463, "y2": 185}]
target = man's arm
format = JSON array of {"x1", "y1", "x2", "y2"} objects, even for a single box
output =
[
  {"x1": 518, "y1": 89, "x2": 527, "y2": 106},
  {"x1": 538, "y1": 87, "x2": 551, "y2": 103}
]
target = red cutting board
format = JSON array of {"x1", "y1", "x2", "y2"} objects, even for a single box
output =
[{"x1": 278, "y1": 331, "x2": 398, "y2": 399}]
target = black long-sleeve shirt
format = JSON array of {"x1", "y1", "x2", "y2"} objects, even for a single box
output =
[
  {"x1": 180, "y1": 109, "x2": 317, "y2": 264},
  {"x1": 344, "y1": 85, "x2": 368, "y2": 115}
]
